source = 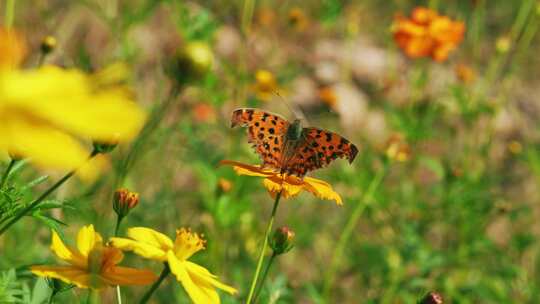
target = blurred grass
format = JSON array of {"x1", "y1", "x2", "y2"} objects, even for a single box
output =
[{"x1": 1, "y1": 0, "x2": 540, "y2": 303}]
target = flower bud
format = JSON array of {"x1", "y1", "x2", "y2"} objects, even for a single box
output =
[
  {"x1": 113, "y1": 188, "x2": 139, "y2": 218},
  {"x1": 167, "y1": 41, "x2": 214, "y2": 85},
  {"x1": 419, "y1": 291, "x2": 443, "y2": 304},
  {"x1": 40, "y1": 36, "x2": 57, "y2": 55},
  {"x1": 92, "y1": 141, "x2": 118, "y2": 154},
  {"x1": 269, "y1": 226, "x2": 295, "y2": 255},
  {"x1": 218, "y1": 178, "x2": 233, "y2": 193}
]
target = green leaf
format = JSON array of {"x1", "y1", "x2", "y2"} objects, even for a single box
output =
[{"x1": 21, "y1": 176, "x2": 49, "y2": 191}]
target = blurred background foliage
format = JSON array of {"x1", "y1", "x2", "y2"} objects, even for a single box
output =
[{"x1": 2, "y1": 0, "x2": 540, "y2": 303}]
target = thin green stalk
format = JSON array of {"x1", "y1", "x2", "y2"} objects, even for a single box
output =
[
  {"x1": 47, "y1": 291, "x2": 57, "y2": 304},
  {"x1": 0, "y1": 151, "x2": 97, "y2": 236},
  {"x1": 4, "y1": 0, "x2": 15, "y2": 28},
  {"x1": 139, "y1": 263, "x2": 170, "y2": 304},
  {"x1": 246, "y1": 191, "x2": 283, "y2": 304},
  {"x1": 322, "y1": 164, "x2": 388, "y2": 301},
  {"x1": 114, "y1": 215, "x2": 124, "y2": 237},
  {"x1": 253, "y1": 252, "x2": 277, "y2": 304},
  {"x1": 116, "y1": 286, "x2": 122, "y2": 304},
  {"x1": 241, "y1": 0, "x2": 255, "y2": 36},
  {"x1": 0, "y1": 159, "x2": 17, "y2": 189},
  {"x1": 114, "y1": 214, "x2": 124, "y2": 303}
]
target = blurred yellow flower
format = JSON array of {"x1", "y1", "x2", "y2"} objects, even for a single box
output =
[
  {"x1": 385, "y1": 134, "x2": 411, "y2": 162},
  {"x1": 0, "y1": 65, "x2": 146, "y2": 179},
  {"x1": 110, "y1": 227, "x2": 237, "y2": 304},
  {"x1": 220, "y1": 160, "x2": 343, "y2": 205},
  {"x1": 253, "y1": 69, "x2": 278, "y2": 101},
  {"x1": 0, "y1": 28, "x2": 27, "y2": 69},
  {"x1": 393, "y1": 7, "x2": 465, "y2": 62},
  {"x1": 31, "y1": 225, "x2": 156, "y2": 289}
]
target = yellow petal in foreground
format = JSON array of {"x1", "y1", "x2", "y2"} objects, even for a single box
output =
[
  {"x1": 220, "y1": 160, "x2": 343, "y2": 205},
  {"x1": 0, "y1": 62, "x2": 146, "y2": 179},
  {"x1": 31, "y1": 225, "x2": 157, "y2": 289},
  {"x1": 2, "y1": 66, "x2": 146, "y2": 142},
  {"x1": 111, "y1": 227, "x2": 238, "y2": 303}
]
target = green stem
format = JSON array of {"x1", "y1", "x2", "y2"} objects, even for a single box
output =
[
  {"x1": 253, "y1": 252, "x2": 277, "y2": 304},
  {"x1": 241, "y1": 0, "x2": 255, "y2": 36},
  {"x1": 47, "y1": 291, "x2": 57, "y2": 304},
  {"x1": 114, "y1": 215, "x2": 124, "y2": 237},
  {"x1": 114, "y1": 214, "x2": 124, "y2": 303},
  {"x1": 322, "y1": 164, "x2": 388, "y2": 301},
  {"x1": 4, "y1": 0, "x2": 15, "y2": 28},
  {"x1": 0, "y1": 151, "x2": 97, "y2": 236},
  {"x1": 139, "y1": 263, "x2": 170, "y2": 304},
  {"x1": 0, "y1": 159, "x2": 17, "y2": 189},
  {"x1": 246, "y1": 191, "x2": 282, "y2": 304},
  {"x1": 116, "y1": 286, "x2": 122, "y2": 304}
]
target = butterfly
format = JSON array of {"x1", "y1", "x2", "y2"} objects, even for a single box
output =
[{"x1": 231, "y1": 108, "x2": 358, "y2": 177}]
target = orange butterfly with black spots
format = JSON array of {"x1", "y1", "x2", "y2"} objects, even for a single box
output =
[{"x1": 231, "y1": 108, "x2": 358, "y2": 177}]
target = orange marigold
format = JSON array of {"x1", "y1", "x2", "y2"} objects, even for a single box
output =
[{"x1": 393, "y1": 7, "x2": 465, "y2": 62}]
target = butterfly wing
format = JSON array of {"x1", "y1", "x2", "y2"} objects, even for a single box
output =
[
  {"x1": 282, "y1": 127, "x2": 358, "y2": 177},
  {"x1": 231, "y1": 108, "x2": 289, "y2": 170}
]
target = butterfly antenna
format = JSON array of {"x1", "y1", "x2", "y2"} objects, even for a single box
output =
[{"x1": 274, "y1": 91, "x2": 310, "y2": 125}]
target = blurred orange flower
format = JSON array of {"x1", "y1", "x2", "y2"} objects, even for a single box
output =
[
  {"x1": 288, "y1": 7, "x2": 309, "y2": 31},
  {"x1": 193, "y1": 103, "x2": 216, "y2": 123},
  {"x1": 0, "y1": 28, "x2": 27, "y2": 69},
  {"x1": 393, "y1": 7, "x2": 465, "y2": 62},
  {"x1": 455, "y1": 63, "x2": 476, "y2": 84},
  {"x1": 220, "y1": 160, "x2": 342, "y2": 205},
  {"x1": 318, "y1": 86, "x2": 337, "y2": 108}
]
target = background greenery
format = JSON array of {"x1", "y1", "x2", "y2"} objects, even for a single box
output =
[{"x1": 2, "y1": 0, "x2": 540, "y2": 303}]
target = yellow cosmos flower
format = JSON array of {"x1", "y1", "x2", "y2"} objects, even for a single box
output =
[
  {"x1": 0, "y1": 65, "x2": 146, "y2": 180},
  {"x1": 220, "y1": 160, "x2": 343, "y2": 205},
  {"x1": 31, "y1": 225, "x2": 157, "y2": 289},
  {"x1": 110, "y1": 227, "x2": 237, "y2": 304}
]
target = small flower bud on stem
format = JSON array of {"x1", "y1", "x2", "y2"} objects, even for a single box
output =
[{"x1": 113, "y1": 188, "x2": 139, "y2": 236}]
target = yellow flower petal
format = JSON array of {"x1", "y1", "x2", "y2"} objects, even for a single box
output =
[
  {"x1": 0, "y1": 114, "x2": 94, "y2": 174},
  {"x1": 101, "y1": 246, "x2": 124, "y2": 270},
  {"x1": 303, "y1": 177, "x2": 343, "y2": 205},
  {"x1": 101, "y1": 266, "x2": 157, "y2": 286},
  {"x1": 51, "y1": 230, "x2": 86, "y2": 268},
  {"x1": 30, "y1": 265, "x2": 91, "y2": 289},
  {"x1": 185, "y1": 261, "x2": 238, "y2": 295},
  {"x1": 219, "y1": 160, "x2": 275, "y2": 177},
  {"x1": 127, "y1": 227, "x2": 174, "y2": 251},
  {"x1": 263, "y1": 177, "x2": 303, "y2": 199},
  {"x1": 109, "y1": 237, "x2": 168, "y2": 261},
  {"x1": 77, "y1": 225, "x2": 103, "y2": 257},
  {"x1": 168, "y1": 251, "x2": 219, "y2": 304},
  {"x1": 2, "y1": 66, "x2": 146, "y2": 142}
]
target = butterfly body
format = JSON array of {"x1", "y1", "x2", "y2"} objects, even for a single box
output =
[{"x1": 231, "y1": 108, "x2": 358, "y2": 177}]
